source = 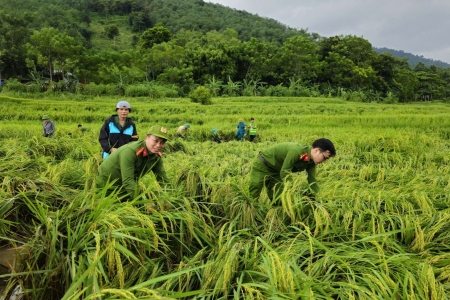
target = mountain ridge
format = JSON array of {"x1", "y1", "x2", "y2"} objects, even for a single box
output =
[{"x1": 373, "y1": 47, "x2": 450, "y2": 68}]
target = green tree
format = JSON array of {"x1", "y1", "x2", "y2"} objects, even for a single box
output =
[
  {"x1": 237, "y1": 37, "x2": 276, "y2": 84},
  {"x1": 141, "y1": 42, "x2": 186, "y2": 80},
  {"x1": 139, "y1": 25, "x2": 171, "y2": 50},
  {"x1": 157, "y1": 66, "x2": 194, "y2": 94},
  {"x1": 415, "y1": 71, "x2": 446, "y2": 100},
  {"x1": 332, "y1": 35, "x2": 376, "y2": 66},
  {"x1": 0, "y1": 11, "x2": 31, "y2": 78},
  {"x1": 172, "y1": 29, "x2": 203, "y2": 48},
  {"x1": 224, "y1": 76, "x2": 241, "y2": 96},
  {"x1": 187, "y1": 30, "x2": 241, "y2": 84},
  {"x1": 414, "y1": 62, "x2": 429, "y2": 72},
  {"x1": 274, "y1": 36, "x2": 322, "y2": 83},
  {"x1": 319, "y1": 35, "x2": 378, "y2": 90},
  {"x1": 89, "y1": 49, "x2": 143, "y2": 84},
  {"x1": 111, "y1": 0, "x2": 139, "y2": 15},
  {"x1": 98, "y1": 0, "x2": 112, "y2": 18},
  {"x1": 322, "y1": 52, "x2": 354, "y2": 88},
  {"x1": 105, "y1": 25, "x2": 119, "y2": 40},
  {"x1": 27, "y1": 27, "x2": 84, "y2": 82},
  {"x1": 371, "y1": 52, "x2": 410, "y2": 95},
  {"x1": 206, "y1": 75, "x2": 222, "y2": 96},
  {"x1": 129, "y1": 11, "x2": 152, "y2": 32},
  {"x1": 393, "y1": 69, "x2": 418, "y2": 102}
]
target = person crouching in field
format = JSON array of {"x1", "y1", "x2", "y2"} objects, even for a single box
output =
[
  {"x1": 249, "y1": 138, "x2": 336, "y2": 201},
  {"x1": 211, "y1": 129, "x2": 222, "y2": 143},
  {"x1": 99, "y1": 100, "x2": 138, "y2": 159},
  {"x1": 42, "y1": 115, "x2": 55, "y2": 137},
  {"x1": 177, "y1": 123, "x2": 190, "y2": 138},
  {"x1": 78, "y1": 124, "x2": 89, "y2": 132},
  {"x1": 96, "y1": 125, "x2": 170, "y2": 200}
]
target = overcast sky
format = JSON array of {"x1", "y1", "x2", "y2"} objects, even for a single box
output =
[{"x1": 206, "y1": 0, "x2": 450, "y2": 64}]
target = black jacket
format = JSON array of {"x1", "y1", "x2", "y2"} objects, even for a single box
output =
[{"x1": 99, "y1": 115, "x2": 138, "y2": 156}]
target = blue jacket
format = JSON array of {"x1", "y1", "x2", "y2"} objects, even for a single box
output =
[
  {"x1": 99, "y1": 115, "x2": 138, "y2": 158},
  {"x1": 236, "y1": 122, "x2": 246, "y2": 133}
]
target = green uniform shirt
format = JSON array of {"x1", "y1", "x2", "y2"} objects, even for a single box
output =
[
  {"x1": 260, "y1": 142, "x2": 318, "y2": 193},
  {"x1": 97, "y1": 140, "x2": 169, "y2": 197}
]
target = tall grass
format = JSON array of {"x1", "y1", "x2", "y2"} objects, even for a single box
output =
[{"x1": 1, "y1": 95, "x2": 450, "y2": 298}]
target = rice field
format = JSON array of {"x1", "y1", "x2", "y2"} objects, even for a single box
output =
[{"x1": 1, "y1": 94, "x2": 450, "y2": 299}]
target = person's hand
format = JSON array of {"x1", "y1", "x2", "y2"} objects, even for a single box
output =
[{"x1": 111, "y1": 148, "x2": 118, "y2": 152}]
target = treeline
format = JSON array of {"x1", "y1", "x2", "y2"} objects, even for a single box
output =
[{"x1": 1, "y1": 0, "x2": 450, "y2": 102}]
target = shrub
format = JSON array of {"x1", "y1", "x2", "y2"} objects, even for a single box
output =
[
  {"x1": 2, "y1": 79, "x2": 26, "y2": 93},
  {"x1": 189, "y1": 86, "x2": 212, "y2": 105},
  {"x1": 150, "y1": 85, "x2": 179, "y2": 98},
  {"x1": 383, "y1": 92, "x2": 399, "y2": 104},
  {"x1": 79, "y1": 83, "x2": 117, "y2": 96},
  {"x1": 124, "y1": 84, "x2": 179, "y2": 98},
  {"x1": 25, "y1": 84, "x2": 43, "y2": 93},
  {"x1": 349, "y1": 91, "x2": 367, "y2": 102},
  {"x1": 264, "y1": 85, "x2": 290, "y2": 97},
  {"x1": 125, "y1": 85, "x2": 152, "y2": 97}
]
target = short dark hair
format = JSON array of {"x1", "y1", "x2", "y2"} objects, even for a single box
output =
[
  {"x1": 78, "y1": 124, "x2": 82, "y2": 127},
  {"x1": 250, "y1": 117, "x2": 254, "y2": 121},
  {"x1": 312, "y1": 138, "x2": 336, "y2": 156}
]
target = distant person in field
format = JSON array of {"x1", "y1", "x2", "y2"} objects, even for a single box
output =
[
  {"x1": 235, "y1": 119, "x2": 247, "y2": 141},
  {"x1": 248, "y1": 117, "x2": 257, "y2": 142},
  {"x1": 177, "y1": 123, "x2": 190, "y2": 138},
  {"x1": 211, "y1": 129, "x2": 222, "y2": 143},
  {"x1": 78, "y1": 124, "x2": 88, "y2": 132},
  {"x1": 99, "y1": 100, "x2": 138, "y2": 159},
  {"x1": 96, "y1": 125, "x2": 170, "y2": 199},
  {"x1": 249, "y1": 138, "x2": 336, "y2": 201},
  {"x1": 42, "y1": 115, "x2": 55, "y2": 137}
]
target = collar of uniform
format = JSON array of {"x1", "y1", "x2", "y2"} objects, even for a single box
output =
[
  {"x1": 136, "y1": 147, "x2": 163, "y2": 158},
  {"x1": 135, "y1": 146, "x2": 148, "y2": 157},
  {"x1": 299, "y1": 148, "x2": 312, "y2": 162}
]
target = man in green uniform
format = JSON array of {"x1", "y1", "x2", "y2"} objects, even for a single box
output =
[
  {"x1": 96, "y1": 125, "x2": 170, "y2": 199},
  {"x1": 249, "y1": 138, "x2": 336, "y2": 200},
  {"x1": 248, "y1": 117, "x2": 257, "y2": 142}
]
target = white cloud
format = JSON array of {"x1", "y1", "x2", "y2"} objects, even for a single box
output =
[{"x1": 206, "y1": 0, "x2": 450, "y2": 63}]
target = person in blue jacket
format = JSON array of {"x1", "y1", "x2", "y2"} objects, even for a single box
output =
[
  {"x1": 99, "y1": 100, "x2": 138, "y2": 159},
  {"x1": 235, "y1": 119, "x2": 247, "y2": 141}
]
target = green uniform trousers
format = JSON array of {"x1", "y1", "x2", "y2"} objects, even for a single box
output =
[{"x1": 249, "y1": 158, "x2": 284, "y2": 201}]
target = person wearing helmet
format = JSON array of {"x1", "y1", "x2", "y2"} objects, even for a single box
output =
[
  {"x1": 42, "y1": 115, "x2": 55, "y2": 137},
  {"x1": 211, "y1": 128, "x2": 222, "y2": 143},
  {"x1": 176, "y1": 123, "x2": 190, "y2": 138},
  {"x1": 235, "y1": 119, "x2": 247, "y2": 141},
  {"x1": 99, "y1": 100, "x2": 138, "y2": 159},
  {"x1": 96, "y1": 125, "x2": 170, "y2": 199}
]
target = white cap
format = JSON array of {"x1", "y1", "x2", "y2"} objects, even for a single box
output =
[{"x1": 116, "y1": 100, "x2": 131, "y2": 111}]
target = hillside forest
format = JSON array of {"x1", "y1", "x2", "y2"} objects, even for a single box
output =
[{"x1": 1, "y1": 0, "x2": 450, "y2": 102}]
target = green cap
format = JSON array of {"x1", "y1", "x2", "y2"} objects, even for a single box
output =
[
  {"x1": 147, "y1": 125, "x2": 169, "y2": 141},
  {"x1": 42, "y1": 115, "x2": 50, "y2": 120}
]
